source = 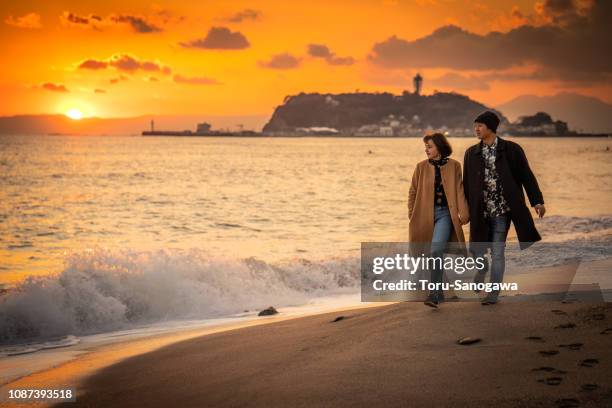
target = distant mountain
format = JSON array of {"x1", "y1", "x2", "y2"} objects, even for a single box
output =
[
  {"x1": 263, "y1": 91, "x2": 506, "y2": 135},
  {"x1": 0, "y1": 114, "x2": 268, "y2": 136},
  {"x1": 496, "y1": 93, "x2": 612, "y2": 134}
]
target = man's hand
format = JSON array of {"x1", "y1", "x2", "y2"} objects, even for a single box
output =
[{"x1": 534, "y1": 204, "x2": 546, "y2": 218}]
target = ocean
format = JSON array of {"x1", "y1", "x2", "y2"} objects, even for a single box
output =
[{"x1": 0, "y1": 135, "x2": 611, "y2": 344}]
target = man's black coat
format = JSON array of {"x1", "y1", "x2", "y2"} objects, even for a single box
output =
[{"x1": 463, "y1": 137, "x2": 544, "y2": 250}]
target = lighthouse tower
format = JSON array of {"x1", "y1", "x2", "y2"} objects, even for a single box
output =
[{"x1": 413, "y1": 73, "x2": 423, "y2": 95}]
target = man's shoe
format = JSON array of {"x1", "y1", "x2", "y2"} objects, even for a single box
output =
[{"x1": 480, "y1": 296, "x2": 498, "y2": 305}]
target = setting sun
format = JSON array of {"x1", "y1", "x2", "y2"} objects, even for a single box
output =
[{"x1": 65, "y1": 108, "x2": 83, "y2": 120}]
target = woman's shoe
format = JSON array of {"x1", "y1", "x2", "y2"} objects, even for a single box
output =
[
  {"x1": 424, "y1": 293, "x2": 439, "y2": 308},
  {"x1": 424, "y1": 300, "x2": 438, "y2": 308}
]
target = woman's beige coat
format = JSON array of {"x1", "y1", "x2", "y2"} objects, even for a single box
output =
[{"x1": 407, "y1": 158, "x2": 470, "y2": 244}]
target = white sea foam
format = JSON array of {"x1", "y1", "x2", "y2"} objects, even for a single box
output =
[
  {"x1": 0, "y1": 215, "x2": 610, "y2": 345},
  {"x1": 0, "y1": 248, "x2": 360, "y2": 344}
]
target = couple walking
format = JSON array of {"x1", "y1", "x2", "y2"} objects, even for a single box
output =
[{"x1": 407, "y1": 111, "x2": 546, "y2": 307}]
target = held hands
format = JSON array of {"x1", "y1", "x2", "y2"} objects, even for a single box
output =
[{"x1": 534, "y1": 204, "x2": 546, "y2": 218}]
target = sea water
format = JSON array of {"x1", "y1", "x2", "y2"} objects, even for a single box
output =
[{"x1": 0, "y1": 135, "x2": 610, "y2": 346}]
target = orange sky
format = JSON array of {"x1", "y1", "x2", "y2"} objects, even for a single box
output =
[{"x1": 1, "y1": 0, "x2": 610, "y2": 119}]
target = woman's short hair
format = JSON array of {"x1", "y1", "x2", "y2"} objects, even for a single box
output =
[{"x1": 423, "y1": 133, "x2": 452, "y2": 158}]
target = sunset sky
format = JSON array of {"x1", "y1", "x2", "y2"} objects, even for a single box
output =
[{"x1": 1, "y1": 0, "x2": 610, "y2": 119}]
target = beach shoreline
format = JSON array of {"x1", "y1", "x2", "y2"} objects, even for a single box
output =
[
  {"x1": 1, "y1": 260, "x2": 610, "y2": 407},
  {"x1": 0, "y1": 299, "x2": 393, "y2": 407},
  {"x1": 47, "y1": 300, "x2": 611, "y2": 408},
  {"x1": 1, "y1": 297, "x2": 610, "y2": 407}
]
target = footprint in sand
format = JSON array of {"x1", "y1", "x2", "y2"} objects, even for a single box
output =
[
  {"x1": 331, "y1": 316, "x2": 345, "y2": 322},
  {"x1": 559, "y1": 343, "x2": 583, "y2": 351},
  {"x1": 555, "y1": 398, "x2": 580, "y2": 408},
  {"x1": 555, "y1": 323, "x2": 577, "y2": 329},
  {"x1": 578, "y1": 358, "x2": 599, "y2": 368},
  {"x1": 532, "y1": 367, "x2": 567, "y2": 374},
  {"x1": 580, "y1": 383, "x2": 598, "y2": 392},
  {"x1": 600, "y1": 328, "x2": 612, "y2": 335},
  {"x1": 590, "y1": 313, "x2": 605, "y2": 321},
  {"x1": 539, "y1": 350, "x2": 560, "y2": 356},
  {"x1": 525, "y1": 336, "x2": 545, "y2": 342},
  {"x1": 552, "y1": 309, "x2": 568, "y2": 316},
  {"x1": 538, "y1": 377, "x2": 563, "y2": 386}
]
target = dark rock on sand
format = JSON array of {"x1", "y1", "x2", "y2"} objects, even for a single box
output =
[
  {"x1": 258, "y1": 306, "x2": 279, "y2": 316},
  {"x1": 539, "y1": 350, "x2": 560, "y2": 356}
]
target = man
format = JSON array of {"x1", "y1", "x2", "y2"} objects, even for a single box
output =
[{"x1": 463, "y1": 111, "x2": 545, "y2": 305}]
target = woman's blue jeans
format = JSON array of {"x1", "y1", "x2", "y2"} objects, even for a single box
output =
[{"x1": 428, "y1": 205, "x2": 452, "y2": 301}]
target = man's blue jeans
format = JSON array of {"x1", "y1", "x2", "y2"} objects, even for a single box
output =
[
  {"x1": 428, "y1": 205, "x2": 452, "y2": 301},
  {"x1": 473, "y1": 214, "x2": 511, "y2": 300}
]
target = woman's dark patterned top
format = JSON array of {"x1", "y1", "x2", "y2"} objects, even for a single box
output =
[{"x1": 428, "y1": 157, "x2": 449, "y2": 208}]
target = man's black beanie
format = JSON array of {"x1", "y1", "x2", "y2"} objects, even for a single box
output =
[{"x1": 474, "y1": 111, "x2": 500, "y2": 133}]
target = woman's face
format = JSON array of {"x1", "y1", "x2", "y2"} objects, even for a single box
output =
[{"x1": 424, "y1": 140, "x2": 440, "y2": 159}]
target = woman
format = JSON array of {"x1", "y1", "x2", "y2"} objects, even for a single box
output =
[{"x1": 407, "y1": 133, "x2": 470, "y2": 308}]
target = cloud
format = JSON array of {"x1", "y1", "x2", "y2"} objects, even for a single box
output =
[
  {"x1": 78, "y1": 59, "x2": 108, "y2": 70},
  {"x1": 5, "y1": 13, "x2": 42, "y2": 29},
  {"x1": 179, "y1": 27, "x2": 250, "y2": 49},
  {"x1": 59, "y1": 10, "x2": 176, "y2": 33},
  {"x1": 110, "y1": 15, "x2": 162, "y2": 33},
  {"x1": 173, "y1": 74, "x2": 221, "y2": 85},
  {"x1": 109, "y1": 54, "x2": 170, "y2": 73},
  {"x1": 59, "y1": 12, "x2": 103, "y2": 29},
  {"x1": 307, "y1": 44, "x2": 333, "y2": 58},
  {"x1": 77, "y1": 54, "x2": 171, "y2": 75},
  {"x1": 258, "y1": 53, "x2": 302, "y2": 70},
  {"x1": 367, "y1": 0, "x2": 611, "y2": 84},
  {"x1": 41, "y1": 83, "x2": 68, "y2": 92},
  {"x1": 536, "y1": 0, "x2": 595, "y2": 25},
  {"x1": 225, "y1": 9, "x2": 261, "y2": 23},
  {"x1": 307, "y1": 44, "x2": 355, "y2": 66}
]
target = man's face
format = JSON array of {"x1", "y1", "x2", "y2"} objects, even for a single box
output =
[{"x1": 474, "y1": 122, "x2": 491, "y2": 139}]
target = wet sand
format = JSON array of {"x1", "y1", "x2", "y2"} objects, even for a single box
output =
[
  {"x1": 51, "y1": 299, "x2": 612, "y2": 408},
  {"x1": 0, "y1": 301, "x2": 391, "y2": 408}
]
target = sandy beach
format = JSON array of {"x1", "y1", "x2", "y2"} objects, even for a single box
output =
[{"x1": 3, "y1": 297, "x2": 607, "y2": 408}]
